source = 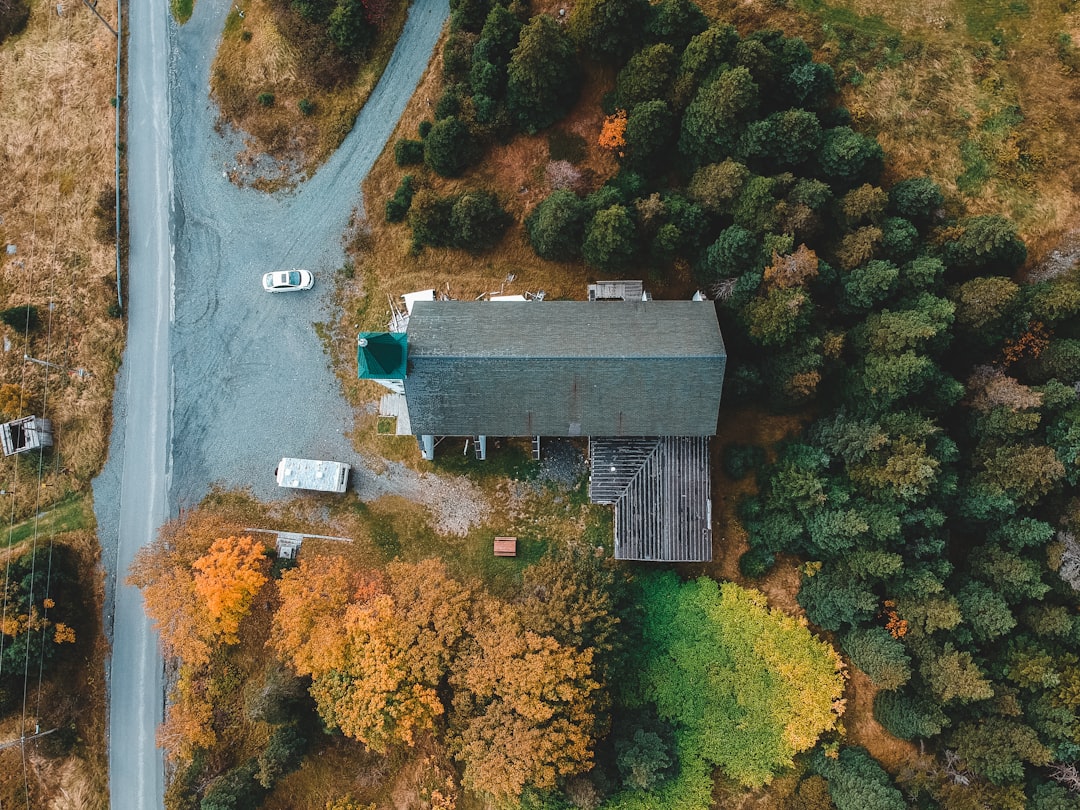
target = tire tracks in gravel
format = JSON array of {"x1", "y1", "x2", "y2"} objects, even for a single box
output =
[{"x1": 94, "y1": 1, "x2": 489, "y2": 807}]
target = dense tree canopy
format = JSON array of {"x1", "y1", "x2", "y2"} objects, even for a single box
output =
[{"x1": 639, "y1": 574, "x2": 845, "y2": 789}]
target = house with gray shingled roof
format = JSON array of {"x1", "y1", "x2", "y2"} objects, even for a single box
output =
[{"x1": 358, "y1": 297, "x2": 726, "y2": 562}]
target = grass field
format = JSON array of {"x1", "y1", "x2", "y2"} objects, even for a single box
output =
[
  {"x1": 0, "y1": 0, "x2": 124, "y2": 523},
  {"x1": 3, "y1": 492, "x2": 93, "y2": 550},
  {"x1": 731, "y1": 0, "x2": 1080, "y2": 259},
  {"x1": 0, "y1": 1, "x2": 118, "y2": 805}
]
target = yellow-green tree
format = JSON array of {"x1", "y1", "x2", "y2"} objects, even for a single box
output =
[{"x1": 641, "y1": 573, "x2": 846, "y2": 789}]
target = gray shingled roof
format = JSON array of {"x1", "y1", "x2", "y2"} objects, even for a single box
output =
[
  {"x1": 590, "y1": 437, "x2": 712, "y2": 562},
  {"x1": 403, "y1": 301, "x2": 726, "y2": 438}
]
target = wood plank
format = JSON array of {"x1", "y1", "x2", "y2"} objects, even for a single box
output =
[{"x1": 493, "y1": 537, "x2": 517, "y2": 557}]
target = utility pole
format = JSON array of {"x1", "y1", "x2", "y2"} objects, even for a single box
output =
[
  {"x1": 24, "y1": 354, "x2": 91, "y2": 379},
  {"x1": 81, "y1": 0, "x2": 117, "y2": 36},
  {"x1": 0, "y1": 727, "x2": 57, "y2": 752}
]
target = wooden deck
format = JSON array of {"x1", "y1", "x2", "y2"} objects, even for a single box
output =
[{"x1": 589, "y1": 437, "x2": 712, "y2": 562}]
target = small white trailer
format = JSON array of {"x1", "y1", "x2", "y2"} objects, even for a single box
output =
[{"x1": 275, "y1": 458, "x2": 350, "y2": 493}]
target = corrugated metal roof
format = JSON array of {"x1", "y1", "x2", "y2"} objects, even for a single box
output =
[
  {"x1": 403, "y1": 301, "x2": 726, "y2": 437},
  {"x1": 590, "y1": 437, "x2": 713, "y2": 562},
  {"x1": 588, "y1": 280, "x2": 644, "y2": 301}
]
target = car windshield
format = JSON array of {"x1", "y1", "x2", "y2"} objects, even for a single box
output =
[{"x1": 287, "y1": 271, "x2": 301, "y2": 285}]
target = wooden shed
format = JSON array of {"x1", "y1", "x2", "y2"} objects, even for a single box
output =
[{"x1": 1, "y1": 415, "x2": 54, "y2": 456}]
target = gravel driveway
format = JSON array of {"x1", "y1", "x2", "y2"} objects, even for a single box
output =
[
  {"x1": 93, "y1": 0, "x2": 463, "y2": 806},
  {"x1": 168, "y1": 0, "x2": 453, "y2": 511}
]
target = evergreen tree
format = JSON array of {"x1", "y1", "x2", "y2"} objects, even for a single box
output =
[
  {"x1": 507, "y1": 15, "x2": 581, "y2": 134},
  {"x1": 423, "y1": 116, "x2": 477, "y2": 177},
  {"x1": 811, "y1": 747, "x2": 906, "y2": 810},
  {"x1": 569, "y1": 0, "x2": 651, "y2": 63},
  {"x1": 873, "y1": 690, "x2": 949, "y2": 740},
  {"x1": 817, "y1": 126, "x2": 884, "y2": 189},
  {"x1": 582, "y1": 205, "x2": 637, "y2": 270},
  {"x1": 526, "y1": 191, "x2": 588, "y2": 261},
  {"x1": 678, "y1": 67, "x2": 759, "y2": 166}
]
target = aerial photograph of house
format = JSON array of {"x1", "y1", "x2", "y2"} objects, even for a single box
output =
[{"x1": 2, "y1": 0, "x2": 1080, "y2": 808}]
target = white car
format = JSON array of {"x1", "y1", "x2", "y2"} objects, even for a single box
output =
[{"x1": 262, "y1": 269, "x2": 314, "y2": 292}]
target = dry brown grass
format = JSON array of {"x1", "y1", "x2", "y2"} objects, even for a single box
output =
[
  {"x1": 0, "y1": 3, "x2": 115, "y2": 802},
  {"x1": 704, "y1": 408, "x2": 809, "y2": 591},
  {"x1": 0, "y1": 1, "x2": 123, "y2": 520},
  {"x1": 720, "y1": 0, "x2": 1080, "y2": 257},
  {"x1": 210, "y1": 0, "x2": 412, "y2": 181},
  {"x1": 843, "y1": 668, "x2": 920, "y2": 776}
]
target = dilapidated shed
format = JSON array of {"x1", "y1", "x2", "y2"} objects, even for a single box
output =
[{"x1": 0, "y1": 415, "x2": 53, "y2": 456}]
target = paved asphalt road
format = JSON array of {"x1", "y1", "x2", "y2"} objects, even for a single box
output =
[{"x1": 93, "y1": 0, "x2": 448, "y2": 806}]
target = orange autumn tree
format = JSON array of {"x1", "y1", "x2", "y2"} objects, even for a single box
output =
[
  {"x1": 598, "y1": 109, "x2": 627, "y2": 155},
  {"x1": 452, "y1": 597, "x2": 601, "y2": 802},
  {"x1": 130, "y1": 513, "x2": 247, "y2": 659},
  {"x1": 762, "y1": 244, "x2": 820, "y2": 290},
  {"x1": 129, "y1": 515, "x2": 271, "y2": 763},
  {"x1": 192, "y1": 535, "x2": 269, "y2": 643},
  {"x1": 273, "y1": 556, "x2": 472, "y2": 753}
]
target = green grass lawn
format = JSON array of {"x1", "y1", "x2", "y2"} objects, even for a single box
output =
[{"x1": 3, "y1": 492, "x2": 93, "y2": 550}]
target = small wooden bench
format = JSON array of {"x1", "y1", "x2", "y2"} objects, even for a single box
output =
[{"x1": 493, "y1": 537, "x2": 517, "y2": 557}]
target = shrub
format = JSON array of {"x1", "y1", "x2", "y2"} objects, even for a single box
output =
[
  {"x1": 394, "y1": 138, "x2": 424, "y2": 166},
  {"x1": 409, "y1": 190, "x2": 510, "y2": 253},
  {"x1": 423, "y1": 116, "x2": 477, "y2": 177},
  {"x1": 527, "y1": 190, "x2": 588, "y2": 261},
  {"x1": 738, "y1": 546, "x2": 775, "y2": 578},
  {"x1": 408, "y1": 192, "x2": 456, "y2": 249},
  {"x1": 201, "y1": 760, "x2": 266, "y2": 810},
  {"x1": 240, "y1": 29, "x2": 253, "y2": 42},
  {"x1": 435, "y1": 84, "x2": 463, "y2": 119},
  {"x1": 418, "y1": 119, "x2": 433, "y2": 138},
  {"x1": 449, "y1": 190, "x2": 510, "y2": 253},
  {"x1": 298, "y1": 98, "x2": 314, "y2": 115},
  {"x1": 873, "y1": 690, "x2": 948, "y2": 740},
  {"x1": 0, "y1": 305, "x2": 41, "y2": 332},
  {"x1": 257, "y1": 92, "x2": 275, "y2": 107},
  {"x1": 255, "y1": 724, "x2": 307, "y2": 789},
  {"x1": 385, "y1": 175, "x2": 416, "y2": 223},
  {"x1": 723, "y1": 443, "x2": 766, "y2": 480}
]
